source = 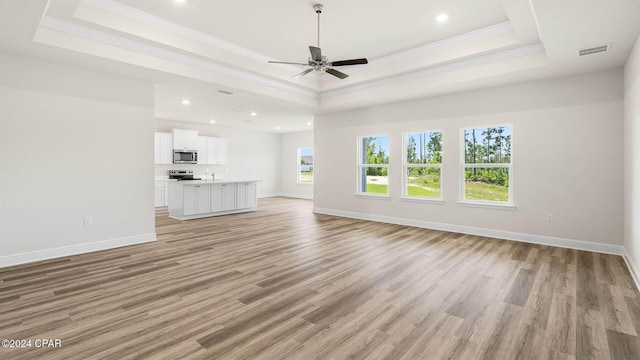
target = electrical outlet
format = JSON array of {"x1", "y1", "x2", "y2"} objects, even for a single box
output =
[
  {"x1": 84, "y1": 217, "x2": 93, "y2": 227},
  {"x1": 546, "y1": 213, "x2": 553, "y2": 222}
]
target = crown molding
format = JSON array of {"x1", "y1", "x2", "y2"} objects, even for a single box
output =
[
  {"x1": 81, "y1": 0, "x2": 274, "y2": 63},
  {"x1": 319, "y1": 43, "x2": 546, "y2": 100},
  {"x1": 370, "y1": 22, "x2": 514, "y2": 68},
  {"x1": 38, "y1": 15, "x2": 318, "y2": 99}
]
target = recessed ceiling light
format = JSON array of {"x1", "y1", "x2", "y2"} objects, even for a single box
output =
[
  {"x1": 250, "y1": 112, "x2": 257, "y2": 116},
  {"x1": 209, "y1": 119, "x2": 216, "y2": 124},
  {"x1": 307, "y1": 122, "x2": 312, "y2": 126},
  {"x1": 436, "y1": 13, "x2": 449, "y2": 23},
  {"x1": 276, "y1": 126, "x2": 281, "y2": 130},
  {"x1": 174, "y1": 0, "x2": 186, "y2": 4},
  {"x1": 181, "y1": 99, "x2": 190, "y2": 105}
]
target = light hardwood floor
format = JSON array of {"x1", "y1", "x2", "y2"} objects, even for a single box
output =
[{"x1": 1, "y1": 197, "x2": 640, "y2": 359}]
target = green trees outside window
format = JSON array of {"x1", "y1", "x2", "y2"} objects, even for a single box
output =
[
  {"x1": 463, "y1": 126, "x2": 512, "y2": 203},
  {"x1": 356, "y1": 127, "x2": 511, "y2": 204},
  {"x1": 359, "y1": 136, "x2": 390, "y2": 194},
  {"x1": 405, "y1": 131, "x2": 442, "y2": 199}
]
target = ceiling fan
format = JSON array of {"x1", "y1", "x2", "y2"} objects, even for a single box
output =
[{"x1": 268, "y1": 4, "x2": 368, "y2": 79}]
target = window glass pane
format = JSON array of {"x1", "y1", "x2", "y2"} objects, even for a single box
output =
[
  {"x1": 464, "y1": 167, "x2": 509, "y2": 202},
  {"x1": 361, "y1": 167, "x2": 388, "y2": 194},
  {"x1": 298, "y1": 148, "x2": 313, "y2": 183},
  {"x1": 406, "y1": 132, "x2": 442, "y2": 164},
  {"x1": 362, "y1": 136, "x2": 390, "y2": 165},
  {"x1": 406, "y1": 167, "x2": 441, "y2": 198},
  {"x1": 464, "y1": 126, "x2": 511, "y2": 164}
]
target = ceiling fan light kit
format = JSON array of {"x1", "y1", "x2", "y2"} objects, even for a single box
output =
[{"x1": 268, "y1": 3, "x2": 368, "y2": 80}]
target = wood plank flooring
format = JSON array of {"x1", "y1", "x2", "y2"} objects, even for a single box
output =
[{"x1": 1, "y1": 197, "x2": 640, "y2": 359}]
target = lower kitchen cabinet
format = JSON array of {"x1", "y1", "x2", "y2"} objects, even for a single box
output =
[
  {"x1": 211, "y1": 183, "x2": 236, "y2": 212},
  {"x1": 184, "y1": 184, "x2": 210, "y2": 215},
  {"x1": 236, "y1": 182, "x2": 257, "y2": 209},
  {"x1": 168, "y1": 180, "x2": 259, "y2": 220},
  {"x1": 154, "y1": 181, "x2": 169, "y2": 208}
]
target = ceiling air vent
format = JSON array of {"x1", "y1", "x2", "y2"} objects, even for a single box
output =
[{"x1": 578, "y1": 44, "x2": 610, "y2": 57}]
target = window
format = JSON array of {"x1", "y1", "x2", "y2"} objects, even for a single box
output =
[
  {"x1": 404, "y1": 131, "x2": 442, "y2": 199},
  {"x1": 357, "y1": 136, "x2": 390, "y2": 195},
  {"x1": 462, "y1": 126, "x2": 512, "y2": 204},
  {"x1": 297, "y1": 148, "x2": 314, "y2": 184}
]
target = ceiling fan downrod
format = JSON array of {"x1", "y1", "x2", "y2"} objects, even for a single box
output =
[{"x1": 314, "y1": 4, "x2": 323, "y2": 48}]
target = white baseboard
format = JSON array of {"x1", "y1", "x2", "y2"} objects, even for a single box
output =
[
  {"x1": 0, "y1": 233, "x2": 157, "y2": 268},
  {"x1": 313, "y1": 207, "x2": 624, "y2": 255},
  {"x1": 258, "y1": 193, "x2": 314, "y2": 200},
  {"x1": 258, "y1": 193, "x2": 282, "y2": 198},
  {"x1": 623, "y1": 249, "x2": 640, "y2": 292},
  {"x1": 279, "y1": 193, "x2": 314, "y2": 200}
]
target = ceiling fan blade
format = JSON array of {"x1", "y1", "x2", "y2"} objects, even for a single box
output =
[
  {"x1": 326, "y1": 68, "x2": 349, "y2": 79},
  {"x1": 309, "y1": 46, "x2": 323, "y2": 62},
  {"x1": 293, "y1": 68, "x2": 314, "y2": 79},
  {"x1": 330, "y1": 58, "x2": 368, "y2": 67},
  {"x1": 268, "y1": 61, "x2": 309, "y2": 66}
]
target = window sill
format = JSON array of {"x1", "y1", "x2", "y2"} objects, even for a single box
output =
[
  {"x1": 355, "y1": 193, "x2": 390, "y2": 199},
  {"x1": 400, "y1": 197, "x2": 444, "y2": 204},
  {"x1": 296, "y1": 182, "x2": 314, "y2": 185},
  {"x1": 457, "y1": 201, "x2": 516, "y2": 210}
]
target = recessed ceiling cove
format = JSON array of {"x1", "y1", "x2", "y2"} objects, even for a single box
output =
[{"x1": 26, "y1": 0, "x2": 640, "y2": 113}]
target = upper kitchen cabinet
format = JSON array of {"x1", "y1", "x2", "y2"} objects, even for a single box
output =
[
  {"x1": 173, "y1": 129, "x2": 198, "y2": 150},
  {"x1": 197, "y1": 136, "x2": 228, "y2": 165},
  {"x1": 196, "y1": 136, "x2": 209, "y2": 164},
  {"x1": 154, "y1": 132, "x2": 173, "y2": 165},
  {"x1": 212, "y1": 138, "x2": 228, "y2": 165}
]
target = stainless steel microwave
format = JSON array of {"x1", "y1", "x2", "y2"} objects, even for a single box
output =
[{"x1": 173, "y1": 150, "x2": 198, "y2": 164}]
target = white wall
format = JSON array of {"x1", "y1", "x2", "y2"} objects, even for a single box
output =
[
  {"x1": 0, "y1": 53, "x2": 156, "y2": 267},
  {"x1": 155, "y1": 120, "x2": 281, "y2": 196},
  {"x1": 314, "y1": 69, "x2": 624, "y2": 251},
  {"x1": 625, "y1": 35, "x2": 640, "y2": 278},
  {"x1": 280, "y1": 131, "x2": 314, "y2": 199}
]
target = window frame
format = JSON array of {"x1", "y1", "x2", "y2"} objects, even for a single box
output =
[
  {"x1": 402, "y1": 130, "x2": 444, "y2": 202},
  {"x1": 356, "y1": 135, "x2": 390, "y2": 197},
  {"x1": 297, "y1": 147, "x2": 314, "y2": 185},
  {"x1": 459, "y1": 125, "x2": 514, "y2": 207}
]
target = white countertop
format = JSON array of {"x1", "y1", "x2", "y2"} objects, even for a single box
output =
[{"x1": 168, "y1": 180, "x2": 260, "y2": 185}]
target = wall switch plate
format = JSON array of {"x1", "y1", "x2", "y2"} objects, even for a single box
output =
[
  {"x1": 546, "y1": 213, "x2": 553, "y2": 222},
  {"x1": 84, "y1": 217, "x2": 93, "y2": 227}
]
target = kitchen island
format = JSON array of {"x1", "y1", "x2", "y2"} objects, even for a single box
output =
[{"x1": 168, "y1": 180, "x2": 259, "y2": 220}]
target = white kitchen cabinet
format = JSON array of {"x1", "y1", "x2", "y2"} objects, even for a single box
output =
[
  {"x1": 154, "y1": 132, "x2": 173, "y2": 165},
  {"x1": 196, "y1": 136, "x2": 209, "y2": 164},
  {"x1": 173, "y1": 129, "x2": 198, "y2": 150},
  {"x1": 168, "y1": 181, "x2": 258, "y2": 220},
  {"x1": 212, "y1": 137, "x2": 228, "y2": 165},
  {"x1": 236, "y1": 182, "x2": 257, "y2": 209},
  {"x1": 154, "y1": 180, "x2": 169, "y2": 207},
  {"x1": 154, "y1": 186, "x2": 165, "y2": 207},
  {"x1": 211, "y1": 183, "x2": 236, "y2": 212},
  {"x1": 183, "y1": 184, "x2": 210, "y2": 215},
  {"x1": 196, "y1": 136, "x2": 228, "y2": 165}
]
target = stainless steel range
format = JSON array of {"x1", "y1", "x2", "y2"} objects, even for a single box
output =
[{"x1": 169, "y1": 170, "x2": 201, "y2": 181}]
